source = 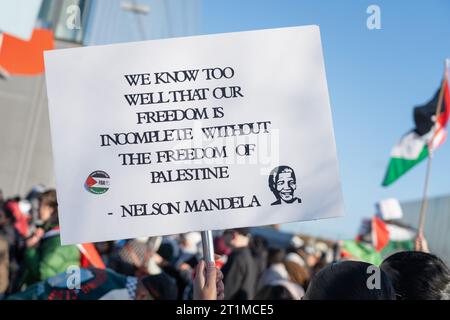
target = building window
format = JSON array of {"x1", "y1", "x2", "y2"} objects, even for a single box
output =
[{"x1": 37, "y1": 0, "x2": 91, "y2": 43}]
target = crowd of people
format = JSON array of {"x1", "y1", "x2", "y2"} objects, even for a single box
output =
[{"x1": 1, "y1": 186, "x2": 450, "y2": 300}]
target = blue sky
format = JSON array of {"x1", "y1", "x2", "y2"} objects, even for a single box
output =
[{"x1": 200, "y1": 0, "x2": 450, "y2": 239}]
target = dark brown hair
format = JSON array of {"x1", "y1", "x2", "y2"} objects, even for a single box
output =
[{"x1": 40, "y1": 189, "x2": 59, "y2": 224}]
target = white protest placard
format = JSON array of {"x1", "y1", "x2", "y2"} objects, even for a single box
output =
[{"x1": 44, "y1": 25, "x2": 344, "y2": 245}]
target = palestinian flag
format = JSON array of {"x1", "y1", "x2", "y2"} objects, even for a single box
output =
[
  {"x1": 85, "y1": 170, "x2": 110, "y2": 194},
  {"x1": 382, "y1": 72, "x2": 450, "y2": 186},
  {"x1": 356, "y1": 216, "x2": 390, "y2": 252},
  {"x1": 342, "y1": 218, "x2": 415, "y2": 265},
  {"x1": 78, "y1": 243, "x2": 106, "y2": 269},
  {"x1": 341, "y1": 240, "x2": 383, "y2": 266},
  {"x1": 372, "y1": 216, "x2": 389, "y2": 252}
]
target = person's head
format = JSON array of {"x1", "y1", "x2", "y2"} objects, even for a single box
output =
[
  {"x1": 179, "y1": 232, "x2": 201, "y2": 254},
  {"x1": 157, "y1": 240, "x2": 178, "y2": 265},
  {"x1": 25, "y1": 184, "x2": 45, "y2": 202},
  {"x1": 223, "y1": 228, "x2": 251, "y2": 249},
  {"x1": 254, "y1": 283, "x2": 299, "y2": 300},
  {"x1": 249, "y1": 235, "x2": 268, "y2": 254},
  {"x1": 112, "y1": 238, "x2": 159, "y2": 277},
  {"x1": 284, "y1": 256, "x2": 310, "y2": 289},
  {"x1": 268, "y1": 166, "x2": 297, "y2": 203},
  {"x1": 214, "y1": 235, "x2": 232, "y2": 256},
  {"x1": 296, "y1": 245, "x2": 319, "y2": 268},
  {"x1": 381, "y1": 251, "x2": 450, "y2": 300},
  {"x1": 303, "y1": 261, "x2": 395, "y2": 300},
  {"x1": 135, "y1": 272, "x2": 178, "y2": 300},
  {"x1": 267, "y1": 247, "x2": 285, "y2": 267},
  {"x1": 254, "y1": 280, "x2": 305, "y2": 300},
  {"x1": 39, "y1": 189, "x2": 58, "y2": 224}
]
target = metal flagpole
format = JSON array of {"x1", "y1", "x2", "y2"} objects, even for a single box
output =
[
  {"x1": 417, "y1": 149, "x2": 434, "y2": 236},
  {"x1": 417, "y1": 60, "x2": 448, "y2": 237},
  {"x1": 201, "y1": 230, "x2": 215, "y2": 262}
]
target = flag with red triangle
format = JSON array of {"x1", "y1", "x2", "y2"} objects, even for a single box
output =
[
  {"x1": 77, "y1": 243, "x2": 106, "y2": 269},
  {"x1": 371, "y1": 216, "x2": 389, "y2": 252},
  {"x1": 382, "y1": 62, "x2": 450, "y2": 186}
]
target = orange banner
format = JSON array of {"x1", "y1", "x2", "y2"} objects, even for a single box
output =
[{"x1": 0, "y1": 28, "x2": 54, "y2": 76}]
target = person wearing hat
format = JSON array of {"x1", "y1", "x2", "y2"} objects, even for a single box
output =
[{"x1": 109, "y1": 237, "x2": 163, "y2": 277}]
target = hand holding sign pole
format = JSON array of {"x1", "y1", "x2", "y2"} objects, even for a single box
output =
[{"x1": 201, "y1": 230, "x2": 215, "y2": 263}]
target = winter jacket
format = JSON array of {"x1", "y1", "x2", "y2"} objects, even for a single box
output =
[
  {"x1": 256, "y1": 262, "x2": 290, "y2": 292},
  {"x1": 222, "y1": 247, "x2": 258, "y2": 300},
  {"x1": 23, "y1": 226, "x2": 80, "y2": 285},
  {"x1": 8, "y1": 268, "x2": 136, "y2": 300}
]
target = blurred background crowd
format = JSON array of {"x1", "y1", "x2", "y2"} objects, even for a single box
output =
[{"x1": 1, "y1": 185, "x2": 449, "y2": 300}]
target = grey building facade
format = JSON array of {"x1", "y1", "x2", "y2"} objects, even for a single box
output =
[
  {"x1": 401, "y1": 194, "x2": 450, "y2": 265},
  {"x1": 0, "y1": 0, "x2": 200, "y2": 198}
]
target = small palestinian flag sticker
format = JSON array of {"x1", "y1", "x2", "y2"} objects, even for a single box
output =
[{"x1": 85, "y1": 171, "x2": 110, "y2": 194}]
